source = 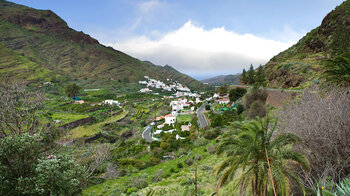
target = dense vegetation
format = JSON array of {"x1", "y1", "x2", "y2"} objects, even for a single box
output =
[{"x1": 0, "y1": 0, "x2": 206, "y2": 90}]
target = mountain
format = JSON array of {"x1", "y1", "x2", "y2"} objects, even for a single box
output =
[
  {"x1": 201, "y1": 74, "x2": 240, "y2": 85},
  {"x1": 0, "y1": 0, "x2": 205, "y2": 90},
  {"x1": 265, "y1": 0, "x2": 350, "y2": 88}
]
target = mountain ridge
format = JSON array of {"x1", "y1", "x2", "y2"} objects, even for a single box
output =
[{"x1": 0, "y1": 0, "x2": 205, "y2": 90}]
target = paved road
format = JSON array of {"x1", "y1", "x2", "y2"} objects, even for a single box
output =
[
  {"x1": 197, "y1": 102, "x2": 209, "y2": 129},
  {"x1": 142, "y1": 125, "x2": 153, "y2": 143}
]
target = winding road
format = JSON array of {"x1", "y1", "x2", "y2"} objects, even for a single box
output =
[
  {"x1": 142, "y1": 125, "x2": 153, "y2": 143},
  {"x1": 197, "y1": 102, "x2": 209, "y2": 129}
]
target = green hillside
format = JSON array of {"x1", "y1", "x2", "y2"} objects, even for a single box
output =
[
  {"x1": 0, "y1": 0, "x2": 205, "y2": 90},
  {"x1": 265, "y1": 0, "x2": 350, "y2": 88}
]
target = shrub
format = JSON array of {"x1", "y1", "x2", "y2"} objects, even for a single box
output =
[
  {"x1": 193, "y1": 137, "x2": 208, "y2": 147},
  {"x1": 244, "y1": 87, "x2": 267, "y2": 118},
  {"x1": 278, "y1": 88, "x2": 350, "y2": 183},
  {"x1": 207, "y1": 144, "x2": 216, "y2": 154},
  {"x1": 177, "y1": 163, "x2": 183, "y2": 168},
  {"x1": 170, "y1": 168, "x2": 175, "y2": 173},
  {"x1": 229, "y1": 87, "x2": 247, "y2": 102},
  {"x1": 185, "y1": 158, "x2": 193, "y2": 166}
]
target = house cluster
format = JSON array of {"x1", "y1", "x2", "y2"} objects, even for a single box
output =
[
  {"x1": 213, "y1": 93, "x2": 230, "y2": 104},
  {"x1": 139, "y1": 76, "x2": 194, "y2": 96},
  {"x1": 151, "y1": 97, "x2": 195, "y2": 140}
]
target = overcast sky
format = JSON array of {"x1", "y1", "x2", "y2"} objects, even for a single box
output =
[{"x1": 11, "y1": 0, "x2": 345, "y2": 79}]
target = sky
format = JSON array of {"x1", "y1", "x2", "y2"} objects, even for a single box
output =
[{"x1": 10, "y1": 0, "x2": 346, "y2": 80}]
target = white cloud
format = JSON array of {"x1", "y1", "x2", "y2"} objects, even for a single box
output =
[
  {"x1": 138, "y1": 0, "x2": 161, "y2": 13},
  {"x1": 107, "y1": 20, "x2": 301, "y2": 77}
]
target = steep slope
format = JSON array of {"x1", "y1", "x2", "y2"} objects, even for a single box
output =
[
  {"x1": 201, "y1": 74, "x2": 240, "y2": 85},
  {"x1": 265, "y1": 0, "x2": 350, "y2": 88},
  {"x1": 0, "y1": 0, "x2": 205, "y2": 90}
]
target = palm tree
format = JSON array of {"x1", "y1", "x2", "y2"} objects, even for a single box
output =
[
  {"x1": 213, "y1": 117, "x2": 310, "y2": 196},
  {"x1": 321, "y1": 54, "x2": 350, "y2": 87}
]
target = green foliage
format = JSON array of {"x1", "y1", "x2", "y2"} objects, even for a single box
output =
[
  {"x1": 214, "y1": 117, "x2": 310, "y2": 196},
  {"x1": 244, "y1": 87, "x2": 268, "y2": 118},
  {"x1": 254, "y1": 65, "x2": 267, "y2": 87},
  {"x1": 0, "y1": 134, "x2": 86, "y2": 195},
  {"x1": 32, "y1": 155, "x2": 86, "y2": 196},
  {"x1": 246, "y1": 64, "x2": 255, "y2": 84},
  {"x1": 65, "y1": 83, "x2": 81, "y2": 98},
  {"x1": 321, "y1": 53, "x2": 350, "y2": 87},
  {"x1": 240, "y1": 69, "x2": 247, "y2": 84},
  {"x1": 229, "y1": 87, "x2": 247, "y2": 102}
]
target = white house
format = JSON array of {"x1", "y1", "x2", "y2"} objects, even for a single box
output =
[
  {"x1": 165, "y1": 114, "x2": 176, "y2": 124},
  {"x1": 139, "y1": 81, "x2": 147, "y2": 84},
  {"x1": 213, "y1": 93, "x2": 219, "y2": 98},
  {"x1": 218, "y1": 98, "x2": 230, "y2": 104},
  {"x1": 171, "y1": 110, "x2": 178, "y2": 116},
  {"x1": 103, "y1": 100, "x2": 120, "y2": 105},
  {"x1": 140, "y1": 88, "x2": 152, "y2": 93},
  {"x1": 176, "y1": 134, "x2": 185, "y2": 140},
  {"x1": 153, "y1": 130, "x2": 163, "y2": 135}
]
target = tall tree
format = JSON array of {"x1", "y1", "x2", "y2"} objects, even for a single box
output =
[
  {"x1": 247, "y1": 64, "x2": 255, "y2": 84},
  {"x1": 214, "y1": 117, "x2": 310, "y2": 196},
  {"x1": 255, "y1": 65, "x2": 267, "y2": 87},
  {"x1": 241, "y1": 69, "x2": 247, "y2": 84},
  {"x1": 65, "y1": 83, "x2": 81, "y2": 99},
  {"x1": 229, "y1": 87, "x2": 247, "y2": 102}
]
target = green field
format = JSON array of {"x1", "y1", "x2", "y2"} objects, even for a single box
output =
[
  {"x1": 71, "y1": 111, "x2": 128, "y2": 139},
  {"x1": 51, "y1": 113, "x2": 90, "y2": 124},
  {"x1": 176, "y1": 114, "x2": 193, "y2": 123}
]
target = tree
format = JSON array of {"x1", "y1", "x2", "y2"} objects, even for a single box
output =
[
  {"x1": 229, "y1": 87, "x2": 247, "y2": 102},
  {"x1": 0, "y1": 134, "x2": 86, "y2": 195},
  {"x1": 278, "y1": 88, "x2": 350, "y2": 184},
  {"x1": 0, "y1": 81, "x2": 43, "y2": 136},
  {"x1": 241, "y1": 69, "x2": 247, "y2": 84},
  {"x1": 65, "y1": 83, "x2": 81, "y2": 99},
  {"x1": 255, "y1": 65, "x2": 267, "y2": 87},
  {"x1": 247, "y1": 64, "x2": 256, "y2": 84},
  {"x1": 321, "y1": 54, "x2": 350, "y2": 87},
  {"x1": 214, "y1": 117, "x2": 310, "y2": 196},
  {"x1": 217, "y1": 84, "x2": 229, "y2": 95},
  {"x1": 244, "y1": 87, "x2": 268, "y2": 118}
]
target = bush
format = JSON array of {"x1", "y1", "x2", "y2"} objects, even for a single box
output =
[
  {"x1": 207, "y1": 144, "x2": 216, "y2": 154},
  {"x1": 205, "y1": 105, "x2": 211, "y2": 110},
  {"x1": 229, "y1": 87, "x2": 247, "y2": 102},
  {"x1": 170, "y1": 168, "x2": 175, "y2": 173},
  {"x1": 244, "y1": 87, "x2": 267, "y2": 118},
  {"x1": 185, "y1": 158, "x2": 193, "y2": 166},
  {"x1": 278, "y1": 88, "x2": 350, "y2": 183},
  {"x1": 177, "y1": 163, "x2": 183, "y2": 168},
  {"x1": 203, "y1": 128, "x2": 221, "y2": 140},
  {"x1": 193, "y1": 137, "x2": 209, "y2": 147}
]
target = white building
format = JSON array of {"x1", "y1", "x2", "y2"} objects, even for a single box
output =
[
  {"x1": 165, "y1": 114, "x2": 176, "y2": 124},
  {"x1": 140, "y1": 88, "x2": 152, "y2": 93},
  {"x1": 217, "y1": 98, "x2": 230, "y2": 104},
  {"x1": 103, "y1": 100, "x2": 120, "y2": 105}
]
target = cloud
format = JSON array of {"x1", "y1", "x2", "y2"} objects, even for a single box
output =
[
  {"x1": 107, "y1": 20, "x2": 301, "y2": 78},
  {"x1": 138, "y1": 0, "x2": 161, "y2": 14}
]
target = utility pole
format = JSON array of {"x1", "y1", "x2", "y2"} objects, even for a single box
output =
[{"x1": 195, "y1": 161, "x2": 198, "y2": 196}]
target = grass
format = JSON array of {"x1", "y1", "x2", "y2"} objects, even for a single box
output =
[
  {"x1": 71, "y1": 111, "x2": 128, "y2": 139},
  {"x1": 176, "y1": 114, "x2": 192, "y2": 123},
  {"x1": 83, "y1": 142, "x2": 222, "y2": 196},
  {"x1": 51, "y1": 112, "x2": 89, "y2": 124}
]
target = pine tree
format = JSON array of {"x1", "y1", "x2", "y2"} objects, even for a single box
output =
[
  {"x1": 255, "y1": 65, "x2": 267, "y2": 87},
  {"x1": 241, "y1": 69, "x2": 247, "y2": 84},
  {"x1": 247, "y1": 64, "x2": 255, "y2": 84}
]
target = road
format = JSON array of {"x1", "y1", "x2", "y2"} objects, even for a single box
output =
[
  {"x1": 231, "y1": 84, "x2": 304, "y2": 92},
  {"x1": 142, "y1": 125, "x2": 153, "y2": 143},
  {"x1": 197, "y1": 102, "x2": 209, "y2": 129}
]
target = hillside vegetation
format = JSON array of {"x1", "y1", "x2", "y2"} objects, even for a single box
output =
[
  {"x1": 265, "y1": 0, "x2": 350, "y2": 88},
  {"x1": 0, "y1": 0, "x2": 204, "y2": 90}
]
